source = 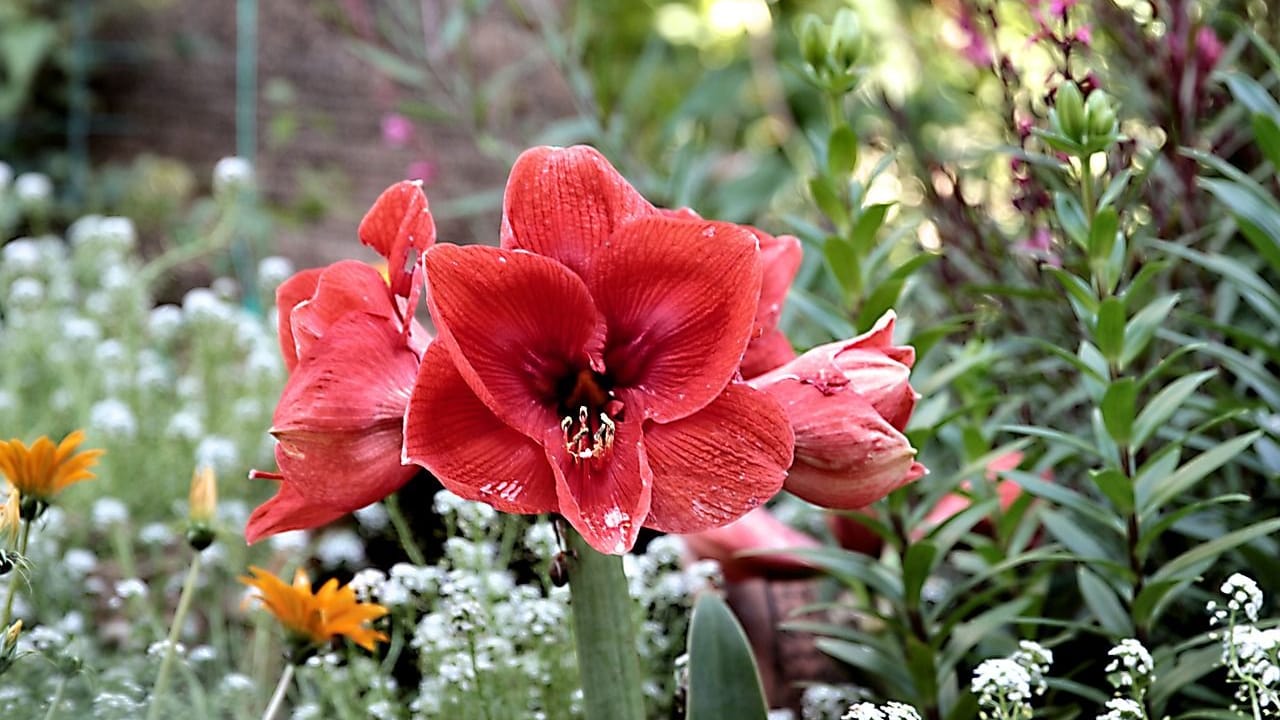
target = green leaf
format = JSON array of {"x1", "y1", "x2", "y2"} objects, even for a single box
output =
[
  {"x1": 816, "y1": 638, "x2": 915, "y2": 696},
  {"x1": 938, "y1": 597, "x2": 1033, "y2": 676},
  {"x1": 1121, "y1": 294, "x2": 1179, "y2": 367},
  {"x1": 1077, "y1": 567, "x2": 1133, "y2": 635},
  {"x1": 1137, "y1": 432, "x2": 1262, "y2": 518},
  {"x1": 1054, "y1": 192, "x2": 1089, "y2": 248},
  {"x1": 1094, "y1": 297, "x2": 1126, "y2": 366},
  {"x1": 1090, "y1": 469, "x2": 1134, "y2": 514},
  {"x1": 1131, "y1": 577, "x2": 1194, "y2": 628},
  {"x1": 1252, "y1": 113, "x2": 1280, "y2": 169},
  {"x1": 822, "y1": 237, "x2": 860, "y2": 296},
  {"x1": 686, "y1": 594, "x2": 768, "y2": 720},
  {"x1": 827, "y1": 125, "x2": 859, "y2": 179},
  {"x1": 855, "y1": 253, "x2": 937, "y2": 330},
  {"x1": 1006, "y1": 471, "x2": 1121, "y2": 532},
  {"x1": 774, "y1": 547, "x2": 903, "y2": 601},
  {"x1": 1149, "y1": 517, "x2": 1280, "y2": 586},
  {"x1": 1001, "y1": 424, "x2": 1100, "y2": 458},
  {"x1": 1155, "y1": 241, "x2": 1280, "y2": 329},
  {"x1": 1088, "y1": 207, "x2": 1119, "y2": 264},
  {"x1": 1198, "y1": 177, "x2": 1280, "y2": 276},
  {"x1": 809, "y1": 176, "x2": 850, "y2": 230},
  {"x1": 1150, "y1": 644, "x2": 1222, "y2": 710},
  {"x1": 1101, "y1": 378, "x2": 1137, "y2": 446},
  {"x1": 1132, "y1": 370, "x2": 1216, "y2": 447},
  {"x1": 902, "y1": 541, "x2": 939, "y2": 609},
  {"x1": 1040, "y1": 507, "x2": 1120, "y2": 563},
  {"x1": 850, "y1": 203, "x2": 891, "y2": 254},
  {"x1": 1137, "y1": 494, "x2": 1251, "y2": 558},
  {"x1": 344, "y1": 40, "x2": 429, "y2": 88},
  {"x1": 1044, "y1": 267, "x2": 1100, "y2": 319}
]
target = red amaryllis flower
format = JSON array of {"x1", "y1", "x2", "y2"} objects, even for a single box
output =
[
  {"x1": 749, "y1": 311, "x2": 925, "y2": 509},
  {"x1": 247, "y1": 182, "x2": 435, "y2": 542},
  {"x1": 683, "y1": 507, "x2": 821, "y2": 582},
  {"x1": 404, "y1": 145, "x2": 794, "y2": 554}
]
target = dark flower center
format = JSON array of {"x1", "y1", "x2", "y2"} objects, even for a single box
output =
[{"x1": 556, "y1": 368, "x2": 621, "y2": 464}]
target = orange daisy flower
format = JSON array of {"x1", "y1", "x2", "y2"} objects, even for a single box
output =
[
  {"x1": 240, "y1": 566, "x2": 388, "y2": 653},
  {"x1": 0, "y1": 430, "x2": 103, "y2": 502}
]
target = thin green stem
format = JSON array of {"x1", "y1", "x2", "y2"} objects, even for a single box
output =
[
  {"x1": 384, "y1": 495, "x2": 426, "y2": 566},
  {"x1": 565, "y1": 528, "x2": 645, "y2": 720},
  {"x1": 40, "y1": 675, "x2": 68, "y2": 720},
  {"x1": 1, "y1": 519, "x2": 33, "y2": 630},
  {"x1": 260, "y1": 663, "x2": 295, "y2": 720},
  {"x1": 146, "y1": 553, "x2": 203, "y2": 720}
]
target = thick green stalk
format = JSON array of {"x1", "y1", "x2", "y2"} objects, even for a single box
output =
[
  {"x1": 565, "y1": 528, "x2": 645, "y2": 720},
  {"x1": 146, "y1": 553, "x2": 203, "y2": 720}
]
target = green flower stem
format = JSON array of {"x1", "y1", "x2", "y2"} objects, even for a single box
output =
[
  {"x1": 1, "y1": 518, "x2": 33, "y2": 631},
  {"x1": 261, "y1": 662, "x2": 295, "y2": 720},
  {"x1": 565, "y1": 527, "x2": 645, "y2": 720},
  {"x1": 146, "y1": 552, "x2": 203, "y2": 720},
  {"x1": 40, "y1": 675, "x2": 68, "y2": 720},
  {"x1": 385, "y1": 494, "x2": 426, "y2": 566}
]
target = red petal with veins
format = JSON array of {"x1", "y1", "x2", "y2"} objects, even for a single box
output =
[
  {"x1": 245, "y1": 478, "x2": 350, "y2": 544},
  {"x1": 289, "y1": 260, "x2": 397, "y2": 363},
  {"x1": 546, "y1": 419, "x2": 652, "y2": 555},
  {"x1": 424, "y1": 244, "x2": 607, "y2": 440},
  {"x1": 588, "y1": 217, "x2": 763, "y2": 423},
  {"x1": 754, "y1": 231, "x2": 802, "y2": 337},
  {"x1": 358, "y1": 181, "x2": 436, "y2": 298},
  {"x1": 644, "y1": 382, "x2": 793, "y2": 533},
  {"x1": 500, "y1": 146, "x2": 655, "y2": 278},
  {"x1": 275, "y1": 268, "x2": 323, "y2": 373},
  {"x1": 254, "y1": 312, "x2": 420, "y2": 541},
  {"x1": 403, "y1": 342, "x2": 558, "y2": 514}
]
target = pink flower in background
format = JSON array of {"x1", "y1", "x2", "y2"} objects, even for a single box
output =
[
  {"x1": 749, "y1": 311, "x2": 926, "y2": 509},
  {"x1": 381, "y1": 112, "x2": 415, "y2": 148},
  {"x1": 1195, "y1": 27, "x2": 1223, "y2": 70},
  {"x1": 406, "y1": 160, "x2": 437, "y2": 185}
]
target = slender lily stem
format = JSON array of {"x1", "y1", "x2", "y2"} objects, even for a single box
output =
[
  {"x1": 146, "y1": 553, "x2": 203, "y2": 720},
  {"x1": 565, "y1": 528, "x2": 645, "y2": 720},
  {"x1": 1, "y1": 519, "x2": 33, "y2": 630},
  {"x1": 261, "y1": 663, "x2": 296, "y2": 720}
]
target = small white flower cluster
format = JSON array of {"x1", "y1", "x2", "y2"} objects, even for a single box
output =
[
  {"x1": 1096, "y1": 697, "x2": 1144, "y2": 720},
  {"x1": 1209, "y1": 573, "x2": 1264, "y2": 625},
  {"x1": 972, "y1": 641, "x2": 1055, "y2": 720},
  {"x1": 801, "y1": 684, "x2": 868, "y2": 720},
  {"x1": 1208, "y1": 573, "x2": 1280, "y2": 711},
  {"x1": 842, "y1": 700, "x2": 922, "y2": 720},
  {"x1": 1104, "y1": 638, "x2": 1154, "y2": 692}
]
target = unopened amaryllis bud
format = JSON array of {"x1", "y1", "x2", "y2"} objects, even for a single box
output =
[
  {"x1": 186, "y1": 466, "x2": 217, "y2": 551},
  {"x1": 749, "y1": 311, "x2": 925, "y2": 509}
]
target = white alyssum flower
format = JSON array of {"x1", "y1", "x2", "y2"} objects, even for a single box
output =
[
  {"x1": 147, "y1": 304, "x2": 184, "y2": 342},
  {"x1": 92, "y1": 498, "x2": 130, "y2": 528},
  {"x1": 8, "y1": 276, "x2": 44, "y2": 309},
  {"x1": 2, "y1": 238, "x2": 42, "y2": 274},
  {"x1": 14, "y1": 172, "x2": 52, "y2": 205},
  {"x1": 802, "y1": 684, "x2": 866, "y2": 720},
  {"x1": 316, "y1": 529, "x2": 367, "y2": 567},
  {"x1": 1222, "y1": 573, "x2": 1264, "y2": 623},
  {"x1": 354, "y1": 502, "x2": 390, "y2": 532},
  {"x1": 95, "y1": 217, "x2": 137, "y2": 253},
  {"x1": 182, "y1": 287, "x2": 232, "y2": 325},
  {"x1": 1096, "y1": 697, "x2": 1144, "y2": 720},
  {"x1": 213, "y1": 156, "x2": 254, "y2": 196},
  {"x1": 972, "y1": 658, "x2": 1033, "y2": 718},
  {"x1": 844, "y1": 701, "x2": 922, "y2": 720},
  {"x1": 90, "y1": 398, "x2": 138, "y2": 439},
  {"x1": 194, "y1": 435, "x2": 239, "y2": 475},
  {"x1": 1105, "y1": 638, "x2": 1154, "y2": 691},
  {"x1": 258, "y1": 255, "x2": 294, "y2": 290},
  {"x1": 0, "y1": 161, "x2": 11, "y2": 192}
]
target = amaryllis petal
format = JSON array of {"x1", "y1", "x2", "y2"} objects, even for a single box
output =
[
  {"x1": 846, "y1": 310, "x2": 915, "y2": 368},
  {"x1": 682, "y1": 507, "x2": 821, "y2": 582},
  {"x1": 754, "y1": 231, "x2": 802, "y2": 338},
  {"x1": 276, "y1": 268, "x2": 324, "y2": 373},
  {"x1": 740, "y1": 328, "x2": 796, "y2": 379},
  {"x1": 403, "y1": 342, "x2": 558, "y2": 514},
  {"x1": 424, "y1": 244, "x2": 607, "y2": 439},
  {"x1": 245, "y1": 478, "x2": 350, "y2": 543},
  {"x1": 289, "y1": 260, "x2": 397, "y2": 363},
  {"x1": 259, "y1": 312, "x2": 420, "y2": 539},
  {"x1": 588, "y1": 217, "x2": 763, "y2": 423},
  {"x1": 546, "y1": 419, "x2": 652, "y2": 555},
  {"x1": 500, "y1": 145, "x2": 655, "y2": 278},
  {"x1": 357, "y1": 180, "x2": 436, "y2": 298},
  {"x1": 644, "y1": 382, "x2": 793, "y2": 533}
]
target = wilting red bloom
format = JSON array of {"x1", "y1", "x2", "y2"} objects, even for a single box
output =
[
  {"x1": 404, "y1": 145, "x2": 794, "y2": 554},
  {"x1": 247, "y1": 182, "x2": 435, "y2": 542},
  {"x1": 749, "y1": 311, "x2": 925, "y2": 509},
  {"x1": 683, "y1": 507, "x2": 821, "y2": 582}
]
